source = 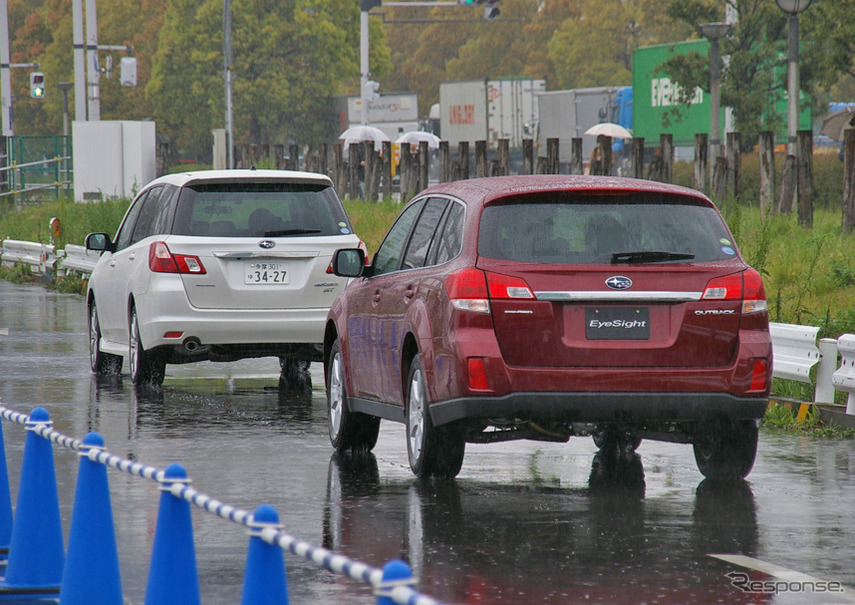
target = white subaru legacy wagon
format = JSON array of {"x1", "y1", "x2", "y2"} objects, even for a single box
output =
[{"x1": 85, "y1": 169, "x2": 363, "y2": 389}]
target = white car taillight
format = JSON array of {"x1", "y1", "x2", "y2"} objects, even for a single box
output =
[{"x1": 148, "y1": 241, "x2": 206, "y2": 275}]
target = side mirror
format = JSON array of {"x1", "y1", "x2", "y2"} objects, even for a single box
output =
[
  {"x1": 85, "y1": 232, "x2": 113, "y2": 252},
  {"x1": 331, "y1": 248, "x2": 365, "y2": 278}
]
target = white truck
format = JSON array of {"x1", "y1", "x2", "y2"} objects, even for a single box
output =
[
  {"x1": 333, "y1": 92, "x2": 420, "y2": 141},
  {"x1": 438, "y1": 78, "x2": 545, "y2": 149},
  {"x1": 534, "y1": 86, "x2": 631, "y2": 169}
]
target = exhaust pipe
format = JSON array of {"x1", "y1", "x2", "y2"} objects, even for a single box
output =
[{"x1": 183, "y1": 337, "x2": 202, "y2": 352}]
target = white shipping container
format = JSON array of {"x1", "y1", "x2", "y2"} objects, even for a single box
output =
[
  {"x1": 535, "y1": 87, "x2": 623, "y2": 164},
  {"x1": 440, "y1": 78, "x2": 545, "y2": 149}
]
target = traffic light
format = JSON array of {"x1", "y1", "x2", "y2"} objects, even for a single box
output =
[
  {"x1": 484, "y1": 0, "x2": 500, "y2": 20},
  {"x1": 30, "y1": 72, "x2": 45, "y2": 99},
  {"x1": 457, "y1": 0, "x2": 500, "y2": 19}
]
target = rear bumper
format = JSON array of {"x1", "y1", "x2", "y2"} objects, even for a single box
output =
[{"x1": 429, "y1": 391, "x2": 768, "y2": 427}]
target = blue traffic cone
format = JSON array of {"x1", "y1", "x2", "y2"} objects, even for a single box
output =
[
  {"x1": 375, "y1": 559, "x2": 415, "y2": 605},
  {"x1": 144, "y1": 463, "x2": 200, "y2": 605},
  {"x1": 0, "y1": 419, "x2": 14, "y2": 562},
  {"x1": 0, "y1": 407, "x2": 64, "y2": 596},
  {"x1": 240, "y1": 504, "x2": 288, "y2": 605},
  {"x1": 59, "y1": 432, "x2": 123, "y2": 605}
]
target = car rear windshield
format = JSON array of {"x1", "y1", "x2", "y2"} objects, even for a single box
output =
[
  {"x1": 171, "y1": 182, "x2": 352, "y2": 238},
  {"x1": 477, "y1": 195, "x2": 737, "y2": 265}
]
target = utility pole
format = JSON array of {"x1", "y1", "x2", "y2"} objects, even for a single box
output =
[
  {"x1": 85, "y1": 0, "x2": 100, "y2": 121},
  {"x1": 73, "y1": 0, "x2": 86, "y2": 122},
  {"x1": 224, "y1": 0, "x2": 234, "y2": 169},
  {"x1": 1, "y1": 0, "x2": 13, "y2": 135}
]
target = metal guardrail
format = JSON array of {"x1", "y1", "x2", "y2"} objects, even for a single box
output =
[
  {"x1": 769, "y1": 322, "x2": 821, "y2": 382},
  {"x1": 0, "y1": 240, "x2": 99, "y2": 277},
  {"x1": 56, "y1": 244, "x2": 101, "y2": 276},
  {"x1": 832, "y1": 335, "x2": 855, "y2": 415},
  {"x1": 0, "y1": 239, "x2": 57, "y2": 275}
]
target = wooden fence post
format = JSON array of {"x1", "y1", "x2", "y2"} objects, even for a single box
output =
[
  {"x1": 522, "y1": 139, "x2": 534, "y2": 175},
  {"x1": 289, "y1": 143, "x2": 299, "y2": 170},
  {"x1": 498, "y1": 139, "x2": 509, "y2": 175},
  {"x1": 660, "y1": 134, "x2": 673, "y2": 183},
  {"x1": 458, "y1": 142, "x2": 469, "y2": 180},
  {"x1": 382, "y1": 141, "x2": 392, "y2": 199},
  {"x1": 547, "y1": 138, "x2": 559, "y2": 174},
  {"x1": 363, "y1": 141, "x2": 376, "y2": 202},
  {"x1": 797, "y1": 129, "x2": 813, "y2": 228},
  {"x1": 726, "y1": 132, "x2": 741, "y2": 201},
  {"x1": 631, "y1": 137, "x2": 645, "y2": 179},
  {"x1": 758, "y1": 131, "x2": 775, "y2": 214},
  {"x1": 419, "y1": 141, "x2": 429, "y2": 192},
  {"x1": 333, "y1": 144, "x2": 345, "y2": 195},
  {"x1": 400, "y1": 144, "x2": 412, "y2": 202},
  {"x1": 694, "y1": 133, "x2": 708, "y2": 193},
  {"x1": 348, "y1": 143, "x2": 360, "y2": 201},
  {"x1": 570, "y1": 138, "x2": 583, "y2": 175},
  {"x1": 843, "y1": 129, "x2": 855, "y2": 233},
  {"x1": 778, "y1": 155, "x2": 797, "y2": 214},
  {"x1": 438, "y1": 141, "x2": 450, "y2": 183},
  {"x1": 475, "y1": 141, "x2": 488, "y2": 177}
]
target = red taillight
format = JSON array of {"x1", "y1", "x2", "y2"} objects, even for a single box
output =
[
  {"x1": 446, "y1": 269, "x2": 536, "y2": 313},
  {"x1": 485, "y1": 272, "x2": 535, "y2": 300},
  {"x1": 750, "y1": 358, "x2": 768, "y2": 392},
  {"x1": 446, "y1": 268, "x2": 490, "y2": 313},
  {"x1": 467, "y1": 357, "x2": 489, "y2": 391},
  {"x1": 148, "y1": 241, "x2": 206, "y2": 275},
  {"x1": 702, "y1": 273, "x2": 742, "y2": 300},
  {"x1": 702, "y1": 269, "x2": 767, "y2": 314},
  {"x1": 742, "y1": 268, "x2": 768, "y2": 314}
]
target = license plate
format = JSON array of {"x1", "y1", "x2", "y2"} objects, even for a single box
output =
[
  {"x1": 245, "y1": 262, "x2": 289, "y2": 284},
  {"x1": 585, "y1": 307, "x2": 650, "y2": 340}
]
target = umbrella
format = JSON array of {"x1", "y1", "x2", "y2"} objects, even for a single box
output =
[
  {"x1": 395, "y1": 131, "x2": 441, "y2": 149},
  {"x1": 584, "y1": 122, "x2": 633, "y2": 139},
  {"x1": 821, "y1": 105, "x2": 855, "y2": 141},
  {"x1": 338, "y1": 125, "x2": 390, "y2": 151}
]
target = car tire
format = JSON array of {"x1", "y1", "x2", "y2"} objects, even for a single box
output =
[
  {"x1": 405, "y1": 355, "x2": 465, "y2": 479},
  {"x1": 89, "y1": 301, "x2": 122, "y2": 375},
  {"x1": 129, "y1": 306, "x2": 166, "y2": 387},
  {"x1": 693, "y1": 419, "x2": 758, "y2": 481},
  {"x1": 327, "y1": 340, "x2": 380, "y2": 452}
]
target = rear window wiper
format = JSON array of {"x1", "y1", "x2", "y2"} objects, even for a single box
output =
[
  {"x1": 611, "y1": 250, "x2": 696, "y2": 264},
  {"x1": 263, "y1": 228, "x2": 322, "y2": 237}
]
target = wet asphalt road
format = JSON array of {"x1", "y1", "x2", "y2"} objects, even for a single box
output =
[{"x1": 0, "y1": 280, "x2": 854, "y2": 604}]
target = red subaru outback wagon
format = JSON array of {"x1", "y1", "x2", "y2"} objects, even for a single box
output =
[{"x1": 324, "y1": 175, "x2": 771, "y2": 480}]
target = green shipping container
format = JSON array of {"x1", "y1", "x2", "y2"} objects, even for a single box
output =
[{"x1": 633, "y1": 40, "x2": 810, "y2": 148}]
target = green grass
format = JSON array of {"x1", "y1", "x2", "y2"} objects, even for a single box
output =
[
  {"x1": 762, "y1": 403, "x2": 855, "y2": 438},
  {"x1": 3, "y1": 193, "x2": 855, "y2": 336}
]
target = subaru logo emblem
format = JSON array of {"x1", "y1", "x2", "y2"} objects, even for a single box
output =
[
  {"x1": 605, "y1": 275, "x2": 632, "y2": 290},
  {"x1": 258, "y1": 240, "x2": 276, "y2": 250}
]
